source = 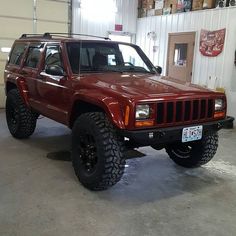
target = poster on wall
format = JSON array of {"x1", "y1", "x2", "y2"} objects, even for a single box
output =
[{"x1": 199, "y1": 28, "x2": 226, "y2": 57}]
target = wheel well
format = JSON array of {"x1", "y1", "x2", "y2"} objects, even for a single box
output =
[
  {"x1": 70, "y1": 100, "x2": 104, "y2": 128},
  {"x1": 6, "y1": 82, "x2": 17, "y2": 94}
]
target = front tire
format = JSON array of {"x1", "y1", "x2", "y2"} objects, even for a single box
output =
[
  {"x1": 166, "y1": 132, "x2": 218, "y2": 168},
  {"x1": 6, "y1": 89, "x2": 37, "y2": 139},
  {"x1": 72, "y1": 112, "x2": 125, "y2": 190}
]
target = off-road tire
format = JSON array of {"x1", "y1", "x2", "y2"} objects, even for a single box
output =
[
  {"x1": 6, "y1": 89, "x2": 37, "y2": 139},
  {"x1": 72, "y1": 112, "x2": 125, "y2": 190},
  {"x1": 166, "y1": 132, "x2": 219, "y2": 168}
]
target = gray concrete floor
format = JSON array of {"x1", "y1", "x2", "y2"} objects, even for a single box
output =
[{"x1": 0, "y1": 109, "x2": 236, "y2": 236}]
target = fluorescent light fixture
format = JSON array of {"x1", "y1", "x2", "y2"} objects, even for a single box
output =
[
  {"x1": 109, "y1": 34, "x2": 131, "y2": 43},
  {"x1": 80, "y1": 0, "x2": 117, "y2": 21},
  {"x1": 1, "y1": 47, "x2": 11, "y2": 53}
]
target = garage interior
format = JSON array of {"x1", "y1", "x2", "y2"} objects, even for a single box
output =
[{"x1": 0, "y1": 0, "x2": 236, "y2": 235}]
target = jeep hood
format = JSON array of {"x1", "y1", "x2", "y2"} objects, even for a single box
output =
[{"x1": 77, "y1": 73, "x2": 216, "y2": 100}]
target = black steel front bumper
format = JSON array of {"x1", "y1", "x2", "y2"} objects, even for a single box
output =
[{"x1": 121, "y1": 116, "x2": 234, "y2": 147}]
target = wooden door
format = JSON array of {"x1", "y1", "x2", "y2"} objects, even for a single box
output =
[{"x1": 167, "y1": 32, "x2": 196, "y2": 82}]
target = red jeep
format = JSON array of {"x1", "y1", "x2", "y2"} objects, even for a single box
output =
[{"x1": 4, "y1": 33, "x2": 231, "y2": 190}]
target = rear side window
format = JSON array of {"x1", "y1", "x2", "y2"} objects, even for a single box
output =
[
  {"x1": 9, "y1": 43, "x2": 27, "y2": 66},
  {"x1": 25, "y1": 44, "x2": 44, "y2": 69}
]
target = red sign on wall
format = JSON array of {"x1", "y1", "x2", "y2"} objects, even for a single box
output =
[
  {"x1": 115, "y1": 24, "x2": 123, "y2": 31},
  {"x1": 199, "y1": 28, "x2": 226, "y2": 57}
]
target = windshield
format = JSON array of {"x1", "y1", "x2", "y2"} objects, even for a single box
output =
[{"x1": 66, "y1": 42, "x2": 156, "y2": 74}]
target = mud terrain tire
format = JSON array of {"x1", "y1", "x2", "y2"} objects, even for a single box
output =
[
  {"x1": 6, "y1": 89, "x2": 37, "y2": 139},
  {"x1": 166, "y1": 132, "x2": 218, "y2": 168},
  {"x1": 72, "y1": 112, "x2": 125, "y2": 190}
]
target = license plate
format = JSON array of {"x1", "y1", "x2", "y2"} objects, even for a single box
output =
[{"x1": 182, "y1": 125, "x2": 203, "y2": 143}]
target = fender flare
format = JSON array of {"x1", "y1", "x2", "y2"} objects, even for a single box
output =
[
  {"x1": 15, "y1": 77, "x2": 30, "y2": 107},
  {"x1": 71, "y1": 92, "x2": 126, "y2": 130}
]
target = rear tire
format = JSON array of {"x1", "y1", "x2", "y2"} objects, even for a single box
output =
[
  {"x1": 166, "y1": 132, "x2": 218, "y2": 168},
  {"x1": 72, "y1": 112, "x2": 125, "y2": 191},
  {"x1": 6, "y1": 89, "x2": 37, "y2": 139}
]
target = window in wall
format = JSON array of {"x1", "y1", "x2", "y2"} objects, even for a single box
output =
[{"x1": 174, "y1": 43, "x2": 188, "y2": 67}]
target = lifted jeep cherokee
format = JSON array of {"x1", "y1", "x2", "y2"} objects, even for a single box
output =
[{"x1": 4, "y1": 33, "x2": 231, "y2": 190}]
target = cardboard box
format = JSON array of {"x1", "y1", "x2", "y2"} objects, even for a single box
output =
[
  {"x1": 215, "y1": 0, "x2": 227, "y2": 7},
  {"x1": 138, "y1": 8, "x2": 148, "y2": 17},
  {"x1": 228, "y1": 0, "x2": 236, "y2": 6},
  {"x1": 203, "y1": 0, "x2": 215, "y2": 8},
  {"x1": 176, "y1": 0, "x2": 185, "y2": 12},
  {"x1": 192, "y1": 0, "x2": 203, "y2": 10},
  {"x1": 142, "y1": 0, "x2": 155, "y2": 9},
  {"x1": 138, "y1": 0, "x2": 142, "y2": 8},
  {"x1": 184, "y1": 0, "x2": 192, "y2": 11},
  {"x1": 155, "y1": 0, "x2": 164, "y2": 9},
  {"x1": 164, "y1": 0, "x2": 178, "y2": 13},
  {"x1": 147, "y1": 9, "x2": 155, "y2": 16},
  {"x1": 147, "y1": 8, "x2": 163, "y2": 16},
  {"x1": 163, "y1": 7, "x2": 172, "y2": 14},
  {"x1": 155, "y1": 9, "x2": 163, "y2": 15}
]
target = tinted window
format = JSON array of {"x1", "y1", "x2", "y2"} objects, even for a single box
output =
[
  {"x1": 9, "y1": 43, "x2": 27, "y2": 66},
  {"x1": 25, "y1": 44, "x2": 43, "y2": 68},
  {"x1": 66, "y1": 42, "x2": 154, "y2": 74},
  {"x1": 44, "y1": 45, "x2": 63, "y2": 69}
]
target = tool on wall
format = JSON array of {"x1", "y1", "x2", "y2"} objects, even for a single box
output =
[{"x1": 234, "y1": 50, "x2": 236, "y2": 66}]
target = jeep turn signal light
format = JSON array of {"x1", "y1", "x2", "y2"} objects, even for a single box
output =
[
  {"x1": 135, "y1": 120, "x2": 154, "y2": 127},
  {"x1": 214, "y1": 111, "x2": 226, "y2": 119},
  {"x1": 124, "y1": 106, "x2": 130, "y2": 126}
]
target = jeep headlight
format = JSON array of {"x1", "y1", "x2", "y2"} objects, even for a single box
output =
[
  {"x1": 215, "y1": 99, "x2": 223, "y2": 111},
  {"x1": 135, "y1": 104, "x2": 150, "y2": 120}
]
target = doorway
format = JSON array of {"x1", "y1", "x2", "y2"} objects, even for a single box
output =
[{"x1": 167, "y1": 32, "x2": 196, "y2": 82}]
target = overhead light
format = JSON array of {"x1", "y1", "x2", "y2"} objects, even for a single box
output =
[
  {"x1": 1, "y1": 47, "x2": 11, "y2": 53},
  {"x1": 80, "y1": 0, "x2": 117, "y2": 21}
]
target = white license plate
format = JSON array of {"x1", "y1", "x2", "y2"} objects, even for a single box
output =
[{"x1": 182, "y1": 125, "x2": 203, "y2": 143}]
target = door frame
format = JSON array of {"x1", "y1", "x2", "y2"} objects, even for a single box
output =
[{"x1": 166, "y1": 31, "x2": 196, "y2": 82}]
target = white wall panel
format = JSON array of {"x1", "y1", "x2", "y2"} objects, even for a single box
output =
[
  {"x1": 0, "y1": 0, "x2": 33, "y2": 18},
  {"x1": 136, "y1": 7, "x2": 236, "y2": 118},
  {"x1": 36, "y1": 0, "x2": 68, "y2": 23},
  {"x1": 0, "y1": 0, "x2": 70, "y2": 108},
  {"x1": 72, "y1": 0, "x2": 138, "y2": 37}
]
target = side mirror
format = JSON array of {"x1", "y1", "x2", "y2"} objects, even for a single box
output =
[
  {"x1": 156, "y1": 66, "x2": 162, "y2": 75},
  {"x1": 45, "y1": 65, "x2": 64, "y2": 76}
]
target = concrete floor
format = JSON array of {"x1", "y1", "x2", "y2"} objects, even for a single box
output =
[{"x1": 0, "y1": 109, "x2": 236, "y2": 236}]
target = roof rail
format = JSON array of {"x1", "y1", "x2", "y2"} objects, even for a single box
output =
[
  {"x1": 46, "y1": 32, "x2": 111, "y2": 40},
  {"x1": 20, "y1": 33, "x2": 52, "y2": 39},
  {"x1": 20, "y1": 32, "x2": 110, "y2": 40}
]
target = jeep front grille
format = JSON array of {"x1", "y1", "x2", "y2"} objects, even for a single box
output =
[{"x1": 156, "y1": 99, "x2": 214, "y2": 125}]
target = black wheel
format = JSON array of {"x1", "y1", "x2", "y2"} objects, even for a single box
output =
[
  {"x1": 6, "y1": 89, "x2": 37, "y2": 139},
  {"x1": 166, "y1": 132, "x2": 218, "y2": 168},
  {"x1": 72, "y1": 112, "x2": 125, "y2": 190}
]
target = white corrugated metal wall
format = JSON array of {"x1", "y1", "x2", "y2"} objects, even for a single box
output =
[
  {"x1": 72, "y1": 0, "x2": 138, "y2": 36},
  {"x1": 136, "y1": 7, "x2": 236, "y2": 118},
  {"x1": 0, "y1": 0, "x2": 70, "y2": 108}
]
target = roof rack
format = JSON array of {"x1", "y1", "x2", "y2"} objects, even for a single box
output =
[
  {"x1": 20, "y1": 32, "x2": 110, "y2": 40},
  {"x1": 20, "y1": 33, "x2": 52, "y2": 39}
]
